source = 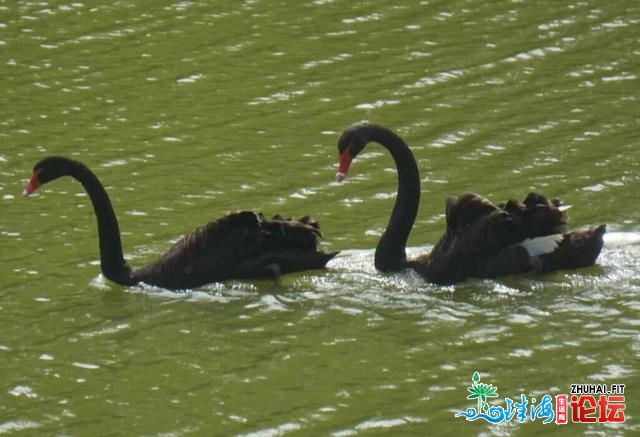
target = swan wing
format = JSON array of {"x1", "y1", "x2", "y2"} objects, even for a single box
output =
[
  {"x1": 418, "y1": 192, "x2": 588, "y2": 284},
  {"x1": 137, "y1": 211, "x2": 336, "y2": 289},
  {"x1": 434, "y1": 193, "x2": 519, "y2": 259}
]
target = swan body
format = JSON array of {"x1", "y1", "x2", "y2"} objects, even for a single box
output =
[
  {"x1": 25, "y1": 156, "x2": 337, "y2": 290},
  {"x1": 336, "y1": 122, "x2": 605, "y2": 285}
]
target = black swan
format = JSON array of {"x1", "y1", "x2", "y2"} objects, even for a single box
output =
[
  {"x1": 335, "y1": 122, "x2": 605, "y2": 284},
  {"x1": 24, "y1": 156, "x2": 337, "y2": 290}
]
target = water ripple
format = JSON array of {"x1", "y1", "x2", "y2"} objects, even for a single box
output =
[{"x1": 0, "y1": 420, "x2": 41, "y2": 434}]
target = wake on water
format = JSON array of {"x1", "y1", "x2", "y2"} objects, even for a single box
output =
[{"x1": 90, "y1": 232, "x2": 640, "y2": 306}]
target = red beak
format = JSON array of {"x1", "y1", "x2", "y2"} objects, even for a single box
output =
[
  {"x1": 23, "y1": 172, "x2": 41, "y2": 196},
  {"x1": 336, "y1": 148, "x2": 353, "y2": 182}
]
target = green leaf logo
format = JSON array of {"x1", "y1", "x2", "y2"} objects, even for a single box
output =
[{"x1": 466, "y1": 373, "x2": 499, "y2": 413}]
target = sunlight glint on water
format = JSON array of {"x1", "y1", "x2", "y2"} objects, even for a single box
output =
[{"x1": 0, "y1": 0, "x2": 638, "y2": 435}]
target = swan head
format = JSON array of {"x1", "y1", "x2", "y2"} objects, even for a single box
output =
[
  {"x1": 23, "y1": 156, "x2": 74, "y2": 196},
  {"x1": 336, "y1": 122, "x2": 375, "y2": 182}
]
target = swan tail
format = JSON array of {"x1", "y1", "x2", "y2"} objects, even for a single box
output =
[
  {"x1": 261, "y1": 214, "x2": 322, "y2": 247},
  {"x1": 538, "y1": 224, "x2": 606, "y2": 272},
  {"x1": 500, "y1": 192, "x2": 570, "y2": 238},
  {"x1": 219, "y1": 212, "x2": 335, "y2": 262},
  {"x1": 257, "y1": 213, "x2": 338, "y2": 269}
]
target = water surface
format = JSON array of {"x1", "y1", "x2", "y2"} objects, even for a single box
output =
[{"x1": 1, "y1": 1, "x2": 639, "y2": 435}]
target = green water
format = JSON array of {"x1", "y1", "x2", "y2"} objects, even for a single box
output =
[{"x1": 1, "y1": 1, "x2": 639, "y2": 435}]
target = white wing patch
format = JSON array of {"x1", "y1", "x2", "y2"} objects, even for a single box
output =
[{"x1": 520, "y1": 234, "x2": 564, "y2": 256}]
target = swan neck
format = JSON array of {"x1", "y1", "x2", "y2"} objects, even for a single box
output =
[
  {"x1": 371, "y1": 127, "x2": 421, "y2": 272},
  {"x1": 69, "y1": 163, "x2": 133, "y2": 285}
]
